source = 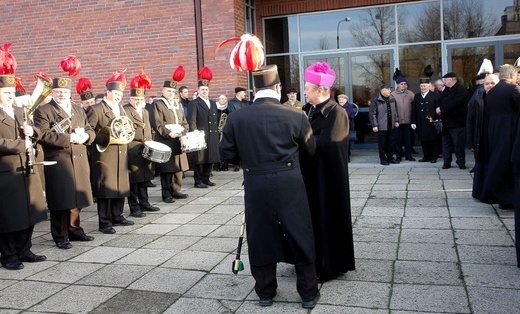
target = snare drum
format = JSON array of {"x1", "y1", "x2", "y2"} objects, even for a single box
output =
[
  {"x1": 179, "y1": 130, "x2": 207, "y2": 153},
  {"x1": 142, "y1": 141, "x2": 172, "y2": 163}
]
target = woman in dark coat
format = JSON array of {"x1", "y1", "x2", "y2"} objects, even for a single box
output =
[
  {"x1": 34, "y1": 89, "x2": 96, "y2": 247},
  {"x1": 302, "y1": 62, "x2": 355, "y2": 283}
]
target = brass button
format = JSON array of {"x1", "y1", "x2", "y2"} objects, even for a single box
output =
[
  {"x1": 246, "y1": 168, "x2": 250, "y2": 172},
  {"x1": 287, "y1": 162, "x2": 292, "y2": 167}
]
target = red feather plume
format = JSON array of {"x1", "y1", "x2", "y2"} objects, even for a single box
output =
[
  {"x1": 0, "y1": 43, "x2": 17, "y2": 74},
  {"x1": 216, "y1": 34, "x2": 264, "y2": 71},
  {"x1": 76, "y1": 77, "x2": 92, "y2": 94},
  {"x1": 130, "y1": 67, "x2": 152, "y2": 90},
  {"x1": 59, "y1": 55, "x2": 82, "y2": 77},
  {"x1": 105, "y1": 68, "x2": 127, "y2": 87},
  {"x1": 172, "y1": 65, "x2": 185, "y2": 82},
  {"x1": 198, "y1": 66, "x2": 213, "y2": 81},
  {"x1": 30, "y1": 71, "x2": 52, "y2": 87},
  {"x1": 15, "y1": 77, "x2": 25, "y2": 94}
]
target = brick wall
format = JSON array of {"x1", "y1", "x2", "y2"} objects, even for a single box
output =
[{"x1": 1, "y1": 0, "x2": 247, "y2": 101}]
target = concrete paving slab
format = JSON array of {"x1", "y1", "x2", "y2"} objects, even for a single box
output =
[
  {"x1": 189, "y1": 213, "x2": 236, "y2": 225},
  {"x1": 339, "y1": 258, "x2": 393, "y2": 283},
  {"x1": 354, "y1": 241, "x2": 398, "y2": 260},
  {"x1": 0, "y1": 281, "x2": 66, "y2": 309},
  {"x1": 0, "y1": 279, "x2": 18, "y2": 291},
  {"x1": 467, "y1": 287, "x2": 520, "y2": 314},
  {"x1": 143, "y1": 235, "x2": 202, "y2": 250},
  {"x1": 400, "y1": 229, "x2": 454, "y2": 243},
  {"x1": 102, "y1": 233, "x2": 162, "y2": 248},
  {"x1": 128, "y1": 267, "x2": 205, "y2": 294},
  {"x1": 152, "y1": 213, "x2": 199, "y2": 224},
  {"x1": 26, "y1": 261, "x2": 104, "y2": 283},
  {"x1": 353, "y1": 228, "x2": 400, "y2": 243},
  {"x1": 78, "y1": 264, "x2": 154, "y2": 287},
  {"x1": 462, "y1": 264, "x2": 520, "y2": 289},
  {"x1": 361, "y1": 206, "x2": 405, "y2": 217},
  {"x1": 401, "y1": 217, "x2": 451, "y2": 229},
  {"x1": 320, "y1": 281, "x2": 391, "y2": 308},
  {"x1": 353, "y1": 216, "x2": 402, "y2": 229},
  {"x1": 91, "y1": 290, "x2": 179, "y2": 314},
  {"x1": 161, "y1": 250, "x2": 227, "y2": 271},
  {"x1": 451, "y1": 217, "x2": 506, "y2": 230},
  {"x1": 164, "y1": 297, "x2": 242, "y2": 313},
  {"x1": 406, "y1": 197, "x2": 447, "y2": 207},
  {"x1": 390, "y1": 284, "x2": 469, "y2": 313},
  {"x1": 131, "y1": 224, "x2": 181, "y2": 235},
  {"x1": 114, "y1": 248, "x2": 178, "y2": 266},
  {"x1": 458, "y1": 245, "x2": 517, "y2": 266},
  {"x1": 185, "y1": 273, "x2": 254, "y2": 300},
  {"x1": 398, "y1": 243, "x2": 458, "y2": 262},
  {"x1": 70, "y1": 246, "x2": 135, "y2": 263},
  {"x1": 449, "y1": 206, "x2": 497, "y2": 217},
  {"x1": 189, "y1": 237, "x2": 239, "y2": 253},
  {"x1": 404, "y1": 206, "x2": 450, "y2": 217},
  {"x1": 394, "y1": 260, "x2": 463, "y2": 285},
  {"x1": 0, "y1": 261, "x2": 58, "y2": 280},
  {"x1": 454, "y1": 230, "x2": 514, "y2": 246}
]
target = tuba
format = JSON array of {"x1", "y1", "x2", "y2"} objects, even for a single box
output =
[
  {"x1": 96, "y1": 116, "x2": 136, "y2": 152},
  {"x1": 27, "y1": 74, "x2": 53, "y2": 117}
]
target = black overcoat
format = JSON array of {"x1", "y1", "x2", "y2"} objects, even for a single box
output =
[
  {"x1": 466, "y1": 87, "x2": 485, "y2": 156},
  {"x1": 439, "y1": 81, "x2": 467, "y2": 129},
  {"x1": 33, "y1": 100, "x2": 95, "y2": 210},
  {"x1": 148, "y1": 97, "x2": 189, "y2": 173},
  {"x1": 474, "y1": 80, "x2": 520, "y2": 204},
  {"x1": 411, "y1": 91, "x2": 439, "y2": 141},
  {"x1": 220, "y1": 97, "x2": 316, "y2": 266},
  {"x1": 302, "y1": 98, "x2": 356, "y2": 282},
  {"x1": 123, "y1": 104, "x2": 154, "y2": 183},
  {"x1": 187, "y1": 97, "x2": 220, "y2": 164},
  {"x1": 86, "y1": 101, "x2": 130, "y2": 198},
  {"x1": 0, "y1": 107, "x2": 47, "y2": 232}
]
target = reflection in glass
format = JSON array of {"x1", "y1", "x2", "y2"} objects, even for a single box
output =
[
  {"x1": 303, "y1": 57, "x2": 345, "y2": 97},
  {"x1": 350, "y1": 53, "x2": 391, "y2": 108},
  {"x1": 399, "y1": 44, "x2": 441, "y2": 89},
  {"x1": 266, "y1": 55, "x2": 300, "y2": 103},
  {"x1": 504, "y1": 43, "x2": 520, "y2": 65},
  {"x1": 264, "y1": 16, "x2": 298, "y2": 54},
  {"x1": 349, "y1": 7, "x2": 397, "y2": 47},
  {"x1": 451, "y1": 45, "x2": 495, "y2": 86},
  {"x1": 443, "y1": 0, "x2": 507, "y2": 39},
  {"x1": 398, "y1": 1, "x2": 441, "y2": 43}
]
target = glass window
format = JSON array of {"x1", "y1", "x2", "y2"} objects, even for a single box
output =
[
  {"x1": 264, "y1": 16, "x2": 298, "y2": 54},
  {"x1": 266, "y1": 55, "x2": 300, "y2": 102},
  {"x1": 398, "y1": 44, "x2": 441, "y2": 89},
  {"x1": 504, "y1": 42, "x2": 520, "y2": 65},
  {"x1": 300, "y1": 6, "x2": 396, "y2": 51},
  {"x1": 450, "y1": 45, "x2": 495, "y2": 86},
  {"x1": 397, "y1": 1, "x2": 441, "y2": 43},
  {"x1": 443, "y1": 0, "x2": 519, "y2": 39}
]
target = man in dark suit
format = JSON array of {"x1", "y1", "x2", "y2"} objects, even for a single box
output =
[
  {"x1": 187, "y1": 67, "x2": 220, "y2": 188},
  {"x1": 0, "y1": 74, "x2": 47, "y2": 269},
  {"x1": 411, "y1": 78, "x2": 440, "y2": 163},
  {"x1": 86, "y1": 70, "x2": 134, "y2": 234},
  {"x1": 220, "y1": 65, "x2": 319, "y2": 308},
  {"x1": 437, "y1": 72, "x2": 467, "y2": 169},
  {"x1": 34, "y1": 77, "x2": 96, "y2": 249},
  {"x1": 123, "y1": 71, "x2": 160, "y2": 217}
]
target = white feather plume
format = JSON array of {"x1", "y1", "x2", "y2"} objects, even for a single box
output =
[{"x1": 477, "y1": 58, "x2": 493, "y2": 75}]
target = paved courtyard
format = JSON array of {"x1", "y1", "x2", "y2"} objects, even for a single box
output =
[{"x1": 0, "y1": 149, "x2": 519, "y2": 313}]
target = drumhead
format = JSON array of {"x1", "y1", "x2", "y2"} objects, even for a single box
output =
[{"x1": 144, "y1": 141, "x2": 172, "y2": 152}]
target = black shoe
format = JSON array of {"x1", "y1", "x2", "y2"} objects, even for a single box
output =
[
  {"x1": 145, "y1": 181, "x2": 156, "y2": 188},
  {"x1": 195, "y1": 183, "x2": 209, "y2": 188},
  {"x1": 130, "y1": 210, "x2": 146, "y2": 218},
  {"x1": 2, "y1": 261, "x2": 24, "y2": 270},
  {"x1": 302, "y1": 292, "x2": 320, "y2": 309},
  {"x1": 233, "y1": 165, "x2": 240, "y2": 172},
  {"x1": 113, "y1": 219, "x2": 135, "y2": 226},
  {"x1": 259, "y1": 292, "x2": 276, "y2": 307},
  {"x1": 162, "y1": 197, "x2": 175, "y2": 203},
  {"x1": 172, "y1": 193, "x2": 188, "y2": 199},
  {"x1": 411, "y1": 149, "x2": 419, "y2": 154},
  {"x1": 458, "y1": 164, "x2": 467, "y2": 169},
  {"x1": 204, "y1": 181, "x2": 216, "y2": 186},
  {"x1": 405, "y1": 157, "x2": 416, "y2": 161},
  {"x1": 418, "y1": 158, "x2": 430, "y2": 162},
  {"x1": 93, "y1": 197, "x2": 97, "y2": 203},
  {"x1": 442, "y1": 164, "x2": 451, "y2": 169},
  {"x1": 70, "y1": 234, "x2": 95, "y2": 241},
  {"x1": 469, "y1": 167, "x2": 475, "y2": 173},
  {"x1": 389, "y1": 158, "x2": 400, "y2": 164},
  {"x1": 19, "y1": 252, "x2": 47, "y2": 263},
  {"x1": 430, "y1": 159, "x2": 437, "y2": 163},
  {"x1": 499, "y1": 203, "x2": 514, "y2": 210},
  {"x1": 380, "y1": 160, "x2": 389, "y2": 166},
  {"x1": 142, "y1": 206, "x2": 161, "y2": 212},
  {"x1": 56, "y1": 242, "x2": 72, "y2": 249},
  {"x1": 99, "y1": 227, "x2": 116, "y2": 234}
]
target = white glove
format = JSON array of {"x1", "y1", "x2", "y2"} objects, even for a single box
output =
[
  {"x1": 77, "y1": 132, "x2": 89, "y2": 144},
  {"x1": 411, "y1": 124, "x2": 416, "y2": 130},
  {"x1": 70, "y1": 133, "x2": 78, "y2": 143}
]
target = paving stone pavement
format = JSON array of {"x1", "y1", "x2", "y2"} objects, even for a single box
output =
[{"x1": 1, "y1": 149, "x2": 519, "y2": 313}]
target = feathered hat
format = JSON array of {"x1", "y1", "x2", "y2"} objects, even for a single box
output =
[
  {"x1": 15, "y1": 77, "x2": 25, "y2": 96},
  {"x1": 76, "y1": 77, "x2": 94, "y2": 101},
  {"x1": 197, "y1": 66, "x2": 213, "y2": 87},
  {"x1": 216, "y1": 33, "x2": 265, "y2": 72},
  {"x1": 130, "y1": 67, "x2": 152, "y2": 97},
  {"x1": 392, "y1": 68, "x2": 402, "y2": 81},
  {"x1": 476, "y1": 58, "x2": 494, "y2": 80},
  {"x1": 54, "y1": 55, "x2": 82, "y2": 89},
  {"x1": 515, "y1": 57, "x2": 520, "y2": 70},
  {"x1": 106, "y1": 68, "x2": 127, "y2": 92},
  {"x1": 423, "y1": 65, "x2": 434, "y2": 78},
  {"x1": 0, "y1": 43, "x2": 16, "y2": 89},
  {"x1": 164, "y1": 65, "x2": 184, "y2": 89}
]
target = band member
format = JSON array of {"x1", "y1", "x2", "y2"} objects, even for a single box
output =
[
  {"x1": 187, "y1": 67, "x2": 220, "y2": 188},
  {"x1": 124, "y1": 69, "x2": 160, "y2": 216},
  {"x1": 0, "y1": 48, "x2": 47, "y2": 269},
  {"x1": 76, "y1": 77, "x2": 96, "y2": 111},
  {"x1": 87, "y1": 69, "x2": 134, "y2": 234},
  {"x1": 34, "y1": 73, "x2": 96, "y2": 249},
  {"x1": 149, "y1": 66, "x2": 189, "y2": 203}
]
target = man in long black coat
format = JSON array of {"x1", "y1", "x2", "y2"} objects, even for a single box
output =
[
  {"x1": 411, "y1": 78, "x2": 440, "y2": 163},
  {"x1": 475, "y1": 65, "x2": 520, "y2": 207},
  {"x1": 34, "y1": 77, "x2": 96, "y2": 249},
  {"x1": 301, "y1": 62, "x2": 355, "y2": 283},
  {"x1": 187, "y1": 74, "x2": 220, "y2": 188},
  {"x1": 511, "y1": 89, "x2": 520, "y2": 268},
  {"x1": 0, "y1": 74, "x2": 47, "y2": 270},
  {"x1": 220, "y1": 65, "x2": 319, "y2": 308}
]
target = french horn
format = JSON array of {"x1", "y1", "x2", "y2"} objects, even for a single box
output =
[{"x1": 96, "y1": 116, "x2": 136, "y2": 152}]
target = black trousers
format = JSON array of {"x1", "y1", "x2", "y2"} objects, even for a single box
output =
[
  {"x1": 193, "y1": 163, "x2": 213, "y2": 185},
  {"x1": 0, "y1": 226, "x2": 34, "y2": 264},
  {"x1": 160, "y1": 172, "x2": 183, "y2": 199},
  {"x1": 250, "y1": 263, "x2": 319, "y2": 301},
  {"x1": 515, "y1": 175, "x2": 520, "y2": 268},
  {"x1": 129, "y1": 182, "x2": 150, "y2": 212},
  {"x1": 442, "y1": 127, "x2": 466, "y2": 166},
  {"x1": 421, "y1": 140, "x2": 437, "y2": 161},
  {"x1": 394, "y1": 123, "x2": 412, "y2": 159},
  {"x1": 97, "y1": 198, "x2": 125, "y2": 229},
  {"x1": 377, "y1": 130, "x2": 395, "y2": 161}
]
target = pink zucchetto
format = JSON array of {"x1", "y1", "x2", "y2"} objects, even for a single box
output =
[{"x1": 304, "y1": 62, "x2": 336, "y2": 87}]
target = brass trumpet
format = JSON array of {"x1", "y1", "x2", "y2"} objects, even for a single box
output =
[{"x1": 28, "y1": 74, "x2": 53, "y2": 117}]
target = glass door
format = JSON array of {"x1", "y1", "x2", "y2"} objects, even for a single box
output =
[
  {"x1": 446, "y1": 42, "x2": 496, "y2": 87},
  {"x1": 302, "y1": 53, "x2": 347, "y2": 98}
]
